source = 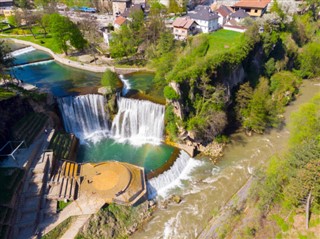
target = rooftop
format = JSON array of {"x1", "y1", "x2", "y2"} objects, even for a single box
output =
[
  {"x1": 216, "y1": 5, "x2": 233, "y2": 17},
  {"x1": 233, "y1": 0, "x2": 271, "y2": 9},
  {"x1": 172, "y1": 17, "x2": 197, "y2": 29},
  {"x1": 230, "y1": 9, "x2": 250, "y2": 18},
  {"x1": 114, "y1": 15, "x2": 127, "y2": 26},
  {"x1": 188, "y1": 5, "x2": 219, "y2": 21}
]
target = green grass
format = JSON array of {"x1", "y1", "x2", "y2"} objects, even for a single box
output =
[
  {"x1": 207, "y1": 30, "x2": 242, "y2": 55},
  {"x1": 57, "y1": 200, "x2": 71, "y2": 211},
  {"x1": 11, "y1": 112, "x2": 48, "y2": 145},
  {"x1": 48, "y1": 132, "x2": 74, "y2": 160},
  {"x1": 0, "y1": 88, "x2": 15, "y2": 101},
  {"x1": 0, "y1": 25, "x2": 62, "y2": 53},
  {"x1": 41, "y1": 217, "x2": 73, "y2": 239}
]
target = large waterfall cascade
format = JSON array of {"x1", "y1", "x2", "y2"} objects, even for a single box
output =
[
  {"x1": 111, "y1": 97, "x2": 165, "y2": 145},
  {"x1": 58, "y1": 94, "x2": 110, "y2": 140},
  {"x1": 58, "y1": 94, "x2": 165, "y2": 145}
]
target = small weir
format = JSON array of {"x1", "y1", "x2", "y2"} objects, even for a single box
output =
[
  {"x1": 9, "y1": 46, "x2": 35, "y2": 57},
  {"x1": 12, "y1": 58, "x2": 54, "y2": 68},
  {"x1": 147, "y1": 150, "x2": 201, "y2": 199}
]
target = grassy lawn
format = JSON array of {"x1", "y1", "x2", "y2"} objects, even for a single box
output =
[
  {"x1": 41, "y1": 217, "x2": 73, "y2": 239},
  {"x1": 0, "y1": 88, "x2": 16, "y2": 101},
  {"x1": 1, "y1": 26, "x2": 62, "y2": 53},
  {"x1": 57, "y1": 200, "x2": 71, "y2": 211},
  {"x1": 207, "y1": 30, "x2": 242, "y2": 55}
]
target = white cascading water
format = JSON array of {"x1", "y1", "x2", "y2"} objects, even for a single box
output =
[
  {"x1": 11, "y1": 59, "x2": 54, "y2": 68},
  {"x1": 119, "y1": 74, "x2": 131, "y2": 96},
  {"x1": 9, "y1": 46, "x2": 35, "y2": 57},
  {"x1": 147, "y1": 150, "x2": 203, "y2": 199},
  {"x1": 111, "y1": 97, "x2": 165, "y2": 145},
  {"x1": 58, "y1": 94, "x2": 109, "y2": 141}
]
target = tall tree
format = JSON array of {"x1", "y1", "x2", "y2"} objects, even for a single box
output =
[
  {"x1": 242, "y1": 77, "x2": 277, "y2": 133},
  {"x1": 0, "y1": 41, "x2": 14, "y2": 82},
  {"x1": 48, "y1": 14, "x2": 86, "y2": 54}
]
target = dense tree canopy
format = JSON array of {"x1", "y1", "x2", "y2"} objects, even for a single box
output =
[
  {"x1": 47, "y1": 13, "x2": 86, "y2": 54},
  {"x1": 0, "y1": 41, "x2": 13, "y2": 80}
]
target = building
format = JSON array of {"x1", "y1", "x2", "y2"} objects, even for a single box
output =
[
  {"x1": 0, "y1": 0, "x2": 13, "y2": 14},
  {"x1": 229, "y1": 9, "x2": 250, "y2": 22},
  {"x1": 112, "y1": 0, "x2": 131, "y2": 17},
  {"x1": 224, "y1": 19, "x2": 247, "y2": 32},
  {"x1": 231, "y1": 0, "x2": 271, "y2": 17},
  {"x1": 121, "y1": 3, "x2": 145, "y2": 18},
  {"x1": 188, "y1": 5, "x2": 220, "y2": 33},
  {"x1": 114, "y1": 15, "x2": 127, "y2": 29},
  {"x1": 172, "y1": 17, "x2": 198, "y2": 40},
  {"x1": 215, "y1": 5, "x2": 233, "y2": 27}
]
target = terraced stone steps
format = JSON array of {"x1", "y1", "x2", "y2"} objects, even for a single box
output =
[
  {"x1": 11, "y1": 113, "x2": 48, "y2": 146},
  {"x1": 47, "y1": 161, "x2": 80, "y2": 201}
]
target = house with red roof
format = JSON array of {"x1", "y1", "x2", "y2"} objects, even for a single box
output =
[
  {"x1": 114, "y1": 15, "x2": 127, "y2": 29},
  {"x1": 172, "y1": 17, "x2": 198, "y2": 40},
  {"x1": 231, "y1": 0, "x2": 271, "y2": 17}
]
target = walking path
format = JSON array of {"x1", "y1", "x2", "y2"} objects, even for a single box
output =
[
  {"x1": 2, "y1": 37, "x2": 153, "y2": 74},
  {"x1": 39, "y1": 195, "x2": 106, "y2": 236},
  {"x1": 12, "y1": 129, "x2": 55, "y2": 239},
  {"x1": 60, "y1": 215, "x2": 91, "y2": 239}
]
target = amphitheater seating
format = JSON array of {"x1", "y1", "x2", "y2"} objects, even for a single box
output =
[
  {"x1": 48, "y1": 132, "x2": 77, "y2": 161},
  {"x1": 11, "y1": 113, "x2": 48, "y2": 146},
  {"x1": 47, "y1": 161, "x2": 80, "y2": 201}
]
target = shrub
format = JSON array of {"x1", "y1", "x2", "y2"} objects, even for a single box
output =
[
  {"x1": 163, "y1": 86, "x2": 180, "y2": 100},
  {"x1": 101, "y1": 70, "x2": 121, "y2": 91}
]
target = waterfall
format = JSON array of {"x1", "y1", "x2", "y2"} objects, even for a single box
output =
[
  {"x1": 111, "y1": 97, "x2": 165, "y2": 145},
  {"x1": 58, "y1": 94, "x2": 109, "y2": 141},
  {"x1": 119, "y1": 75, "x2": 131, "y2": 96},
  {"x1": 9, "y1": 46, "x2": 35, "y2": 57},
  {"x1": 147, "y1": 151, "x2": 202, "y2": 199}
]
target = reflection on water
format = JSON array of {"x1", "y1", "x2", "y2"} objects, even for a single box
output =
[
  {"x1": 121, "y1": 72, "x2": 165, "y2": 104},
  {"x1": 77, "y1": 138, "x2": 176, "y2": 174},
  {"x1": 131, "y1": 80, "x2": 320, "y2": 239}
]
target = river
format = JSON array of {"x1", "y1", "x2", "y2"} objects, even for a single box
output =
[{"x1": 131, "y1": 79, "x2": 320, "y2": 239}]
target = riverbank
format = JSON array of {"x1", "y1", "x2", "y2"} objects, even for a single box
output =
[
  {"x1": 4, "y1": 37, "x2": 154, "y2": 74},
  {"x1": 131, "y1": 79, "x2": 320, "y2": 239}
]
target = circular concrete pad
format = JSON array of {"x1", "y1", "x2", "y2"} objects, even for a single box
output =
[{"x1": 89, "y1": 162, "x2": 131, "y2": 193}]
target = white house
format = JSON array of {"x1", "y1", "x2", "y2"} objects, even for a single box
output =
[
  {"x1": 188, "y1": 5, "x2": 220, "y2": 33},
  {"x1": 216, "y1": 5, "x2": 233, "y2": 27}
]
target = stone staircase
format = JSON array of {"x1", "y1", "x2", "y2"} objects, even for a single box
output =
[
  {"x1": 47, "y1": 161, "x2": 81, "y2": 201},
  {"x1": 12, "y1": 151, "x2": 54, "y2": 239}
]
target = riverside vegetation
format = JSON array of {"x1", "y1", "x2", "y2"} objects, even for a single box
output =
[
  {"x1": 0, "y1": 1, "x2": 319, "y2": 238},
  {"x1": 213, "y1": 92, "x2": 320, "y2": 239}
]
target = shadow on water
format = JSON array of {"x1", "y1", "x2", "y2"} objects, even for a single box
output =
[{"x1": 126, "y1": 90, "x2": 166, "y2": 105}]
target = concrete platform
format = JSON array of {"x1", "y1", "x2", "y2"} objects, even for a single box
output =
[{"x1": 80, "y1": 162, "x2": 146, "y2": 206}]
